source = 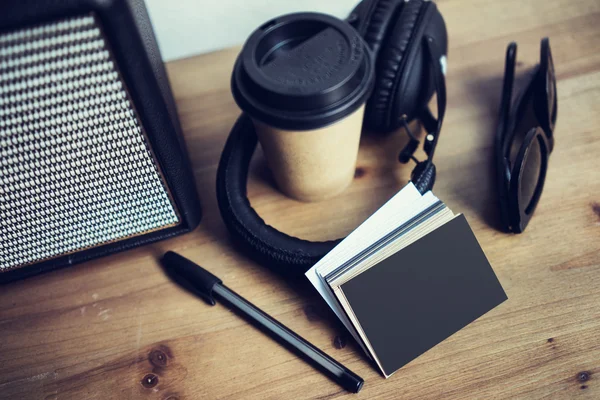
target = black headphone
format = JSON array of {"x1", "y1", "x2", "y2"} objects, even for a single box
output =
[{"x1": 216, "y1": 0, "x2": 448, "y2": 278}]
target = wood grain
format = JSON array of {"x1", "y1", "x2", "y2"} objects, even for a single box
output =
[{"x1": 1, "y1": 0, "x2": 600, "y2": 398}]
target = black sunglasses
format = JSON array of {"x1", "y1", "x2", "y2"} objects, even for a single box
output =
[{"x1": 496, "y1": 38, "x2": 557, "y2": 233}]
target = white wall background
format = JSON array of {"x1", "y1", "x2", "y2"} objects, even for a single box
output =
[{"x1": 145, "y1": 0, "x2": 357, "y2": 61}]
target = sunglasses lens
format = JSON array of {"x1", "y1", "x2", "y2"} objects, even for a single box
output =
[
  {"x1": 519, "y1": 135, "x2": 543, "y2": 215},
  {"x1": 509, "y1": 90, "x2": 536, "y2": 163}
]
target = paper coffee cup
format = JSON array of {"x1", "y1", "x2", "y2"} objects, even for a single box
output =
[{"x1": 232, "y1": 13, "x2": 374, "y2": 202}]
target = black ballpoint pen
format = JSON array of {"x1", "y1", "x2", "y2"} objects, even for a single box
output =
[{"x1": 161, "y1": 251, "x2": 364, "y2": 394}]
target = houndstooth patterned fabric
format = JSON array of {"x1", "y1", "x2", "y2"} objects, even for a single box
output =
[{"x1": 0, "y1": 15, "x2": 179, "y2": 270}]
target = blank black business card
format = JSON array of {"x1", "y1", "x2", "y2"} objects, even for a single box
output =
[{"x1": 341, "y1": 214, "x2": 507, "y2": 377}]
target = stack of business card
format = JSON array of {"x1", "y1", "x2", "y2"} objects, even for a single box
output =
[{"x1": 306, "y1": 183, "x2": 507, "y2": 377}]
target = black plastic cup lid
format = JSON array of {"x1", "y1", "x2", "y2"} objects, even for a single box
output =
[{"x1": 232, "y1": 13, "x2": 374, "y2": 131}]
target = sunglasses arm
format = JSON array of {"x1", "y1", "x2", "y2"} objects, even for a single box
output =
[{"x1": 497, "y1": 42, "x2": 517, "y2": 158}]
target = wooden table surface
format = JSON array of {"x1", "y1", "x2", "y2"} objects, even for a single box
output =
[{"x1": 2, "y1": 0, "x2": 600, "y2": 398}]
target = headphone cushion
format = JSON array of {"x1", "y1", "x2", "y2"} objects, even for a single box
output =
[
  {"x1": 359, "y1": 0, "x2": 401, "y2": 57},
  {"x1": 216, "y1": 116, "x2": 436, "y2": 279},
  {"x1": 216, "y1": 114, "x2": 341, "y2": 278},
  {"x1": 365, "y1": 0, "x2": 424, "y2": 132}
]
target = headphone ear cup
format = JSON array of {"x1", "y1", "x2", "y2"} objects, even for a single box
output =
[{"x1": 364, "y1": 0, "x2": 424, "y2": 133}]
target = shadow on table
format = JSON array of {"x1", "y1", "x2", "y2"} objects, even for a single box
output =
[{"x1": 447, "y1": 73, "x2": 508, "y2": 231}]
